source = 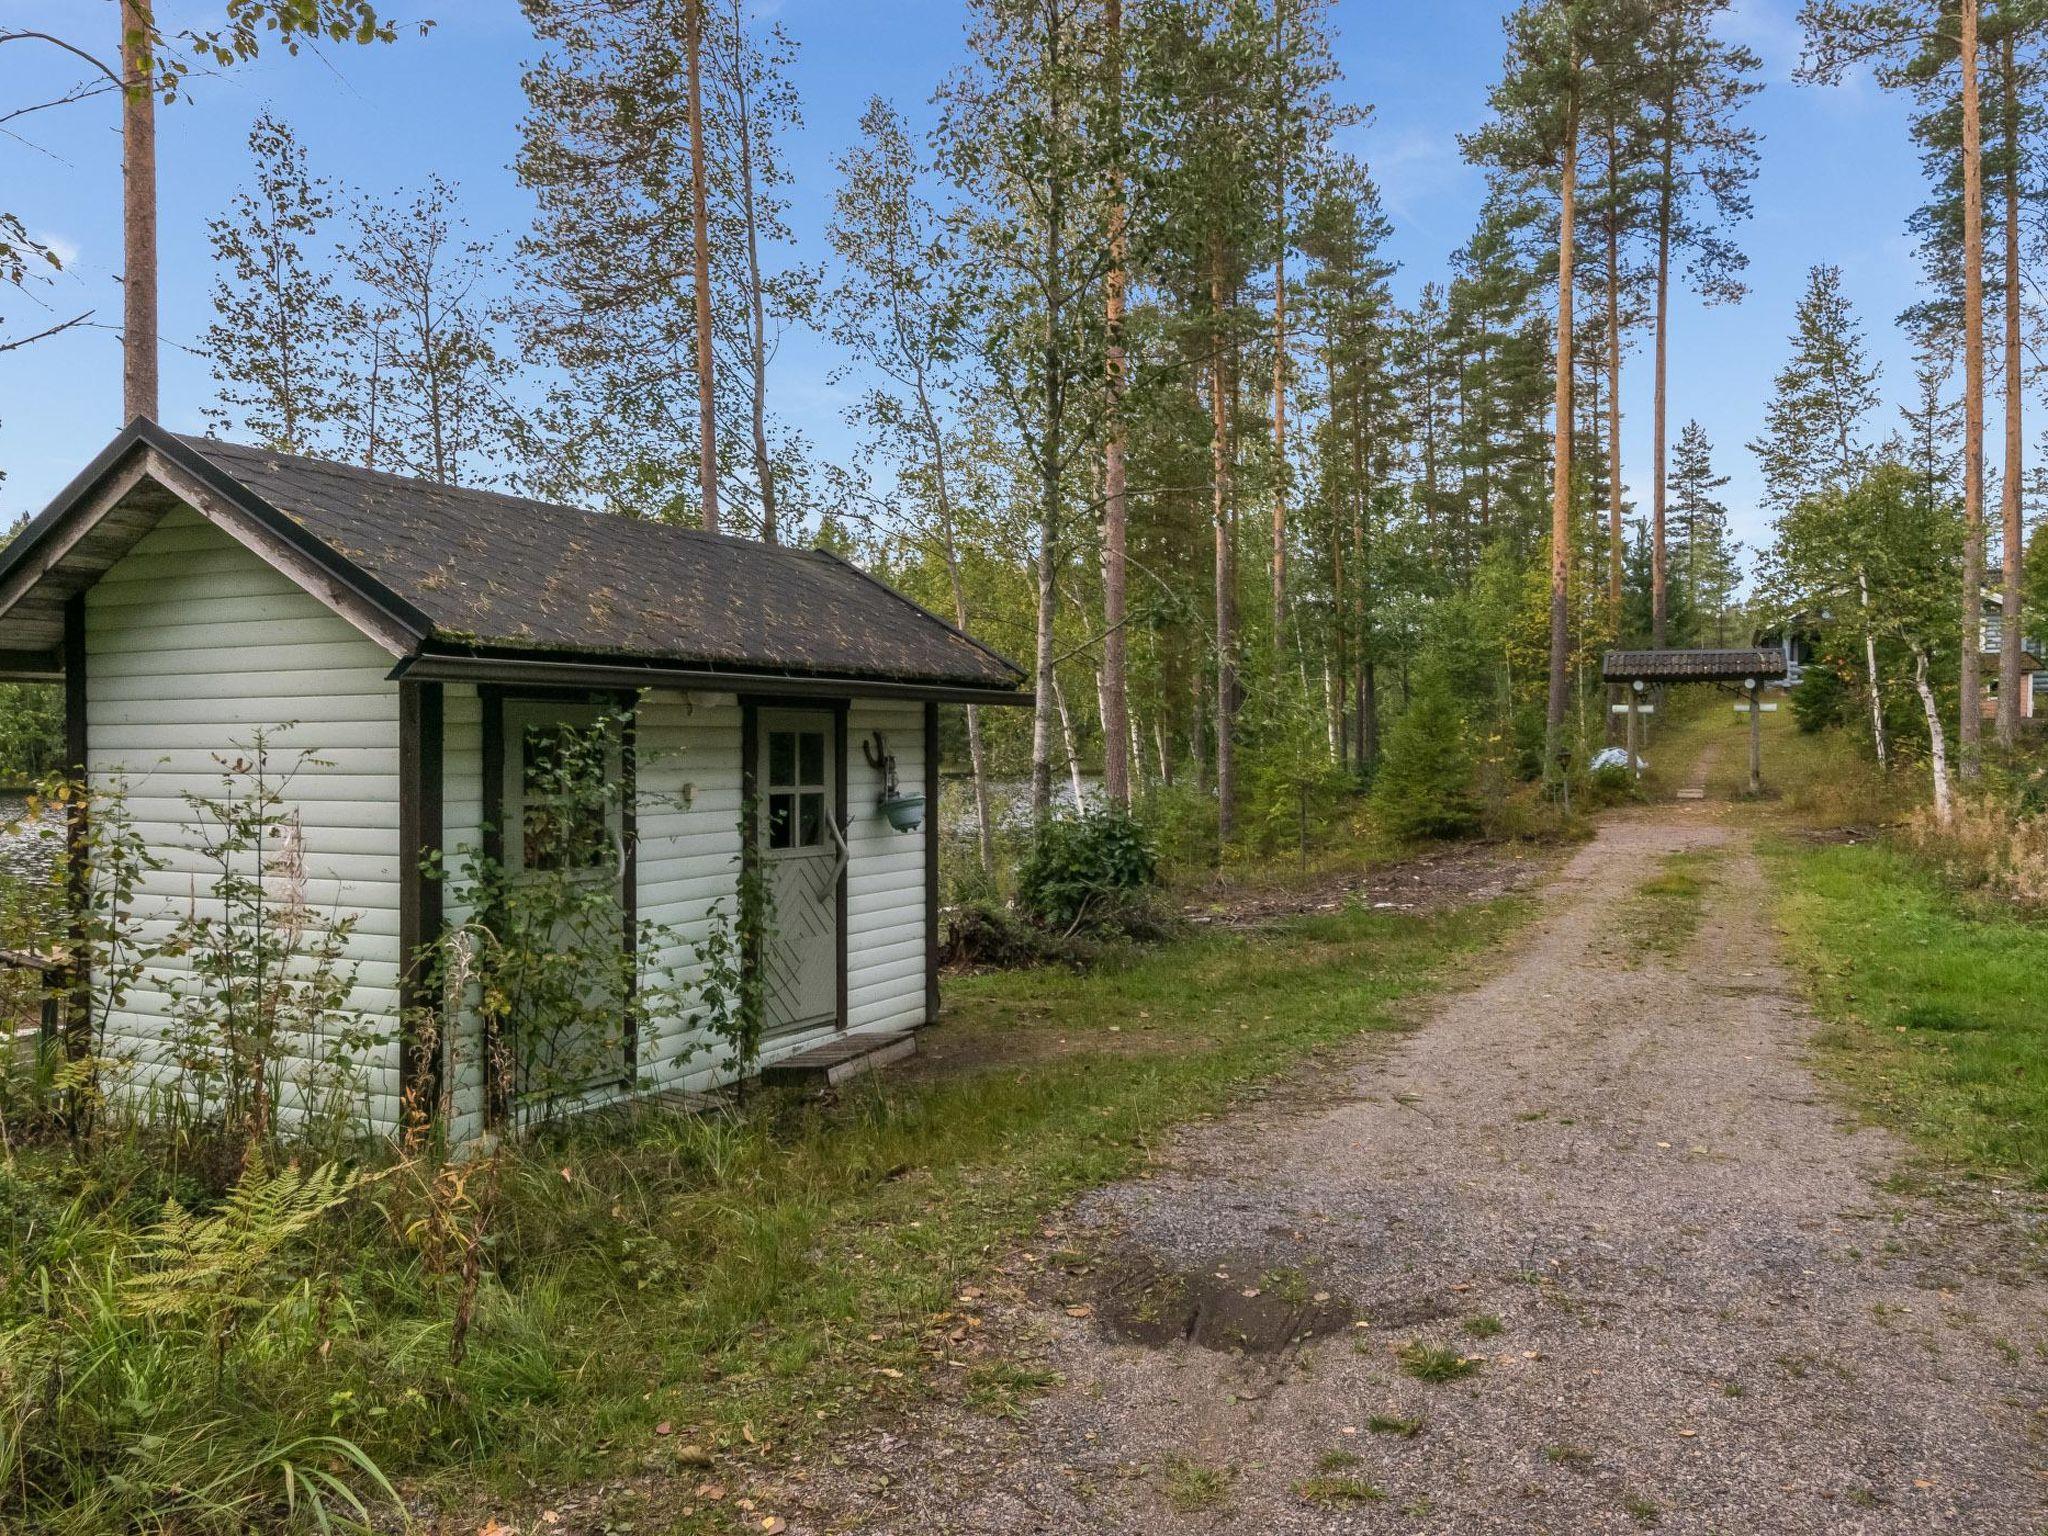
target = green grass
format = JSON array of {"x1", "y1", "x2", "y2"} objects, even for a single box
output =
[
  {"x1": 1396, "y1": 1340, "x2": 1480, "y2": 1383},
  {"x1": 1618, "y1": 850, "x2": 1721, "y2": 958},
  {"x1": 1769, "y1": 834, "x2": 2048, "y2": 1189},
  {"x1": 0, "y1": 891, "x2": 1531, "y2": 1533},
  {"x1": 1161, "y1": 1455, "x2": 1234, "y2": 1511},
  {"x1": 1295, "y1": 1473, "x2": 1386, "y2": 1505}
]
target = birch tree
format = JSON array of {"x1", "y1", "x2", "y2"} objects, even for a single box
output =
[
  {"x1": 202, "y1": 112, "x2": 350, "y2": 455},
  {"x1": 938, "y1": 0, "x2": 1110, "y2": 827},
  {"x1": 828, "y1": 97, "x2": 1001, "y2": 871}
]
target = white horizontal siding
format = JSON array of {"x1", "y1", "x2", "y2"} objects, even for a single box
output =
[
  {"x1": 439, "y1": 685, "x2": 488, "y2": 1145},
  {"x1": 845, "y1": 699, "x2": 929, "y2": 1037},
  {"x1": 85, "y1": 506, "x2": 406, "y2": 1134},
  {"x1": 631, "y1": 691, "x2": 746, "y2": 1094}
]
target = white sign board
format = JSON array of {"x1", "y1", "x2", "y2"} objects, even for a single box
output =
[
  {"x1": 1734, "y1": 702, "x2": 1779, "y2": 712},
  {"x1": 1610, "y1": 703, "x2": 1656, "y2": 715}
]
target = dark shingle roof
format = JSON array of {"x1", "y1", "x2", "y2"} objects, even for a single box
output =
[
  {"x1": 1601, "y1": 648, "x2": 1788, "y2": 683},
  {"x1": 177, "y1": 436, "x2": 1023, "y2": 690}
]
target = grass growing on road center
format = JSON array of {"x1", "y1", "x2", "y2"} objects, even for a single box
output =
[{"x1": 1769, "y1": 835, "x2": 2048, "y2": 1190}]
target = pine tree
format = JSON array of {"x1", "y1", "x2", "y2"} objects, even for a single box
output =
[
  {"x1": 203, "y1": 111, "x2": 350, "y2": 455},
  {"x1": 1753, "y1": 265, "x2": 1889, "y2": 764},
  {"x1": 1667, "y1": 420, "x2": 1741, "y2": 644},
  {"x1": 1749, "y1": 264, "x2": 1883, "y2": 508},
  {"x1": 1369, "y1": 667, "x2": 1479, "y2": 840}
]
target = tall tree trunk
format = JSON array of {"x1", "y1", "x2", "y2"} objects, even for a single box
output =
[
  {"x1": 1998, "y1": 30, "x2": 2024, "y2": 749},
  {"x1": 1099, "y1": 0, "x2": 1132, "y2": 809},
  {"x1": 1545, "y1": 109, "x2": 1580, "y2": 789},
  {"x1": 1051, "y1": 674, "x2": 1086, "y2": 805},
  {"x1": 1269, "y1": 0, "x2": 1290, "y2": 636},
  {"x1": 727, "y1": 2, "x2": 778, "y2": 543},
  {"x1": 1210, "y1": 256, "x2": 1237, "y2": 846},
  {"x1": 1959, "y1": 0, "x2": 1986, "y2": 776},
  {"x1": 1029, "y1": 37, "x2": 1070, "y2": 831},
  {"x1": 120, "y1": 0, "x2": 158, "y2": 422},
  {"x1": 1652, "y1": 127, "x2": 1674, "y2": 655},
  {"x1": 1605, "y1": 123, "x2": 1627, "y2": 638},
  {"x1": 686, "y1": 0, "x2": 720, "y2": 534},
  {"x1": 1270, "y1": 185, "x2": 1288, "y2": 633}
]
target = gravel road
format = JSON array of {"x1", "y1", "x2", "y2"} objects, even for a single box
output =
[{"x1": 786, "y1": 804, "x2": 2048, "y2": 1535}]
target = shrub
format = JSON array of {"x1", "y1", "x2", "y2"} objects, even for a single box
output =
[
  {"x1": 1015, "y1": 804, "x2": 1160, "y2": 932},
  {"x1": 1370, "y1": 673, "x2": 1480, "y2": 841}
]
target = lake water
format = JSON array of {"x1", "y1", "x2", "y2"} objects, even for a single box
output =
[
  {"x1": 0, "y1": 794, "x2": 56, "y2": 884},
  {"x1": 944, "y1": 775, "x2": 1103, "y2": 838}
]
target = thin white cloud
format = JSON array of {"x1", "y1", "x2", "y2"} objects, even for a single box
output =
[{"x1": 1358, "y1": 126, "x2": 1474, "y2": 234}]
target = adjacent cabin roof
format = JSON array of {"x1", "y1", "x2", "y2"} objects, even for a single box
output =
[
  {"x1": 0, "y1": 421, "x2": 1027, "y2": 701},
  {"x1": 1601, "y1": 648, "x2": 1789, "y2": 684}
]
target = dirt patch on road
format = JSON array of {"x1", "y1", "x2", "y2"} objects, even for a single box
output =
[{"x1": 1181, "y1": 839, "x2": 1553, "y2": 930}]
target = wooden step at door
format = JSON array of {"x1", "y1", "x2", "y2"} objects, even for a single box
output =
[{"x1": 760, "y1": 1031, "x2": 917, "y2": 1088}]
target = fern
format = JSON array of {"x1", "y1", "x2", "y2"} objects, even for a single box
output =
[{"x1": 123, "y1": 1159, "x2": 357, "y2": 1325}]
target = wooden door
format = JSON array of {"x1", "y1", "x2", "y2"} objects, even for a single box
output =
[{"x1": 757, "y1": 709, "x2": 841, "y2": 1036}]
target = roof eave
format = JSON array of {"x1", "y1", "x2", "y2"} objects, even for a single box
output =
[{"x1": 389, "y1": 647, "x2": 1034, "y2": 707}]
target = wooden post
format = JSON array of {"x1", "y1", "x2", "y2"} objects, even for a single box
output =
[
  {"x1": 1747, "y1": 680, "x2": 1762, "y2": 795},
  {"x1": 1625, "y1": 686, "x2": 1639, "y2": 776}
]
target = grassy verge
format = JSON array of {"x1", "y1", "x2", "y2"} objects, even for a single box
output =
[
  {"x1": 2, "y1": 890, "x2": 1532, "y2": 1533},
  {"x1": 1767, "y1": 833, "x2": 2048, "y2": 1191}
]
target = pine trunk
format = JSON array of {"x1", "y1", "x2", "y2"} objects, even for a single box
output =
[
  {"x1": 1606, "y1": 123, "x2": 1627, "y2": 638},
  {"x1": 1998, "y1": 32, "x2": 2024, "y2": 749},
  {"x1": 1545, "y1": 111, "x2": 1579, "y2": 788},
  {"x1": 731, "y1": 15, "x2": 778, "y2": 544},
  {"x1": 121, "y1": 0, "x2": 159, "y2": 422},
  {"x1": 686, "y1": 0, "x2": 719, "y2": 533},
  {"x1": 1959, "y1": 0, "x2": 1986, "y2": 776}
]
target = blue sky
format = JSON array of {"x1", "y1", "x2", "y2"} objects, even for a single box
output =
[{"x1": 1, "y1": 0, "x2": 1930, "y2": 564}]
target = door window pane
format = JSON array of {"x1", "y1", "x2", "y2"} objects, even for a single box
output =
[
  {"x1": 799, "y1": 790, "x2": 824, "y2": 847},
  {"x1": 768, "y1": 731, "x2": 795, "y2": 788},
  {"x1": 799, "y1": 731, "x2": 825, "y2": 787},
  {"x1": 767, "y1": 792, "x2": 794, "y2": 849}
]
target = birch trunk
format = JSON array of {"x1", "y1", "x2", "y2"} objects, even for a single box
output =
[
  {"x1": 1913, "y1": 645, "x2": 1953, "y2": 825},
  {"x1": 1210, "y1": 257, "x2": 1237, "y2": 845},
  {"x1": 1858, "y1": 570, "x2": 1888, "y2": 770},
  {"x1": 1099, "y1": 0, "x2": 1132, "y2": 808}
]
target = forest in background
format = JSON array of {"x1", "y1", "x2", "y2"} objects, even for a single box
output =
[{"x1": 4, "y1": 0, "x2": 2045, "y2": 871}]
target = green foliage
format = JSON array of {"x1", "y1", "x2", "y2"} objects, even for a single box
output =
[
  {"x1": 0, "y1": 684, "x2": 61, "y2": 784},
  {"x1": 1370, "y1": 671, "x2": 1481, "y2": 841},
  {"x1": 1791, "y1": 660, "x2": 1856, "y2": 734},
  {"x1": 686, "y1": 833, "x2": 777, "y2": 1082},
  {"x1": 1016, "y1": 804, "x2": 1160, "y2": 931},
  {"x1": 164, "y1": 732, "x2": 381, "y2": 1152}
]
